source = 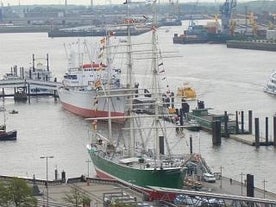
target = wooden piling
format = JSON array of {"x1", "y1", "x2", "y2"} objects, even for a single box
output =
[
  {"x1": 224, "y1": 111, "x2": 229, "y2": 138},
  {"x1": 248, "y1": 110, "x2": 253, "y2": 134},
  {"x1": 235, "y1": 111, "x2": 239, "y2": 134},
  {"x1": 212, "y1": 120, "x2": 221, "y2": 146},
  {"x1": 241, "y1": 111, "x2": 244, "y2": 133},
  {"x1": 273, "y1": 115, "x2": 276, "y2": 147},
  {"x1": 255, "y1": 118, "x2": 260, "y2": 148},
  {"x1": 265, "y1": 117, "x2": 269, "y2": 145}
]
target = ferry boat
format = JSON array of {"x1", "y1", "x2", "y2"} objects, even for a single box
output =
[
  {"x1": 3, "y1": 54, "x2": 54, "y2": 95},
  {"x1": 264, "y1": 71, "x2": 276, "y2": 95},
  {"x1": 57, "y1": 37, "x2": 129, "y2": 120}
]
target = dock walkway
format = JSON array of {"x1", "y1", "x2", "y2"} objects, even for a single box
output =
[{"x1": 33, "y1": 176, "x2": 276, "y2": 206}]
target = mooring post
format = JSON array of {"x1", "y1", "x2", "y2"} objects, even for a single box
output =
[
  {"x1": 212, "y1": 120, "x2": 221, "y2": 146},
  {"x1": 235, "y1": 111, "x2": 239, "y2": 134},
  {"x1": 255, "y1": 118, "x2": 260, "y2": 148},
  {"x1": 241, "y1": 111, "x2": 244, "y2": 134},
  {"x1": 248, "y1": 110, "x2": 253, "y2": 134},
  {"x1": 265, "y1": 117, "x2": 269, "y2": 145},
  {"x1": 273, "y1": 115, "x2": 276, "y2": 147},
  {"x1": 224, "y1": 111, "x2": 229, "y2": 138}
]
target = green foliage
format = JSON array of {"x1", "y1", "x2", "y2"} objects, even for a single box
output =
[
  {"x1": 63, "y1": 188, "x2": 91, "y2": 207},
  {"x1": 0, "y1": 178, "x2": 37, "y2": 207}
]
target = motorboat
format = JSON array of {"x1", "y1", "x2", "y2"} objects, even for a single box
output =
[{"x1": 264, "y1": 71, "x2": 276, "y2": 95}]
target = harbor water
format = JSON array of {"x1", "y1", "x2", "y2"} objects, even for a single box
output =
[{"x1": 0, "y1": 22, "x2": 276, "y2": 194}]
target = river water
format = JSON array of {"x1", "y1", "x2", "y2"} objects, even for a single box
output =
[{"x1": 0, "y1": 21, "x2": 276, "y2": 193}]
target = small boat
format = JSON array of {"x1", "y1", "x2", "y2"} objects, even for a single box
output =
[
  {"x1": 9, "y1": 109, "x2": 18, "y2": 114},
  {"x1": 264, "y1": 71, "x2": 276, "y2": 95},
  {"x1": 0, "y1": 125, "x2": 17, "y2": 141},
  {"x1": 14, "y1": 88, "x2": 27, "y2": 102},
  {"x1": 0, "y1": 100, "x2": 17, "y2": 141}
]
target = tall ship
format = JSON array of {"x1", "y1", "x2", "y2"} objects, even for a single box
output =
[
  {"x1": 264, "y1": 71, "x2": 276, "y2": 95},
  {"x1": 57, "y1": 37, "x2": 129, "y2": 120},
  {"x1": 86, "y1": 2, "x2": 208, "y2": 202}
]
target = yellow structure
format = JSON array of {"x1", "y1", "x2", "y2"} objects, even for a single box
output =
[{"x1": 176, "y1": 83, "x2": 197, "y2": 100}]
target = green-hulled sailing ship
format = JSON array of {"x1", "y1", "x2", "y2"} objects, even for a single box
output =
[{"x1": 87, "y1": 0, "x2": 191, "y2": 201}]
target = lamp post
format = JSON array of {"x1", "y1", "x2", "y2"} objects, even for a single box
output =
[
  {"x1": 219, "y1": 166, "x2": 223, "y2": 188},
  {"x1": 240, "y1": 172, "x2": 245, "y2": 196},
  {"x1": 86, "y1": 159, "x2": 92, "y2": 177},
  {"x1": 40, "y1": 156, "x2": 54, "y2": 207},
  {"x1": 263, "y1": 179, "x2": 267, "y2": 198}
]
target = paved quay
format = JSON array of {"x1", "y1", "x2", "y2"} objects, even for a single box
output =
[
  {"x1": 31, "y1": 176, "x2": 276, "y2": 207},
  {"x1": 199, "y1": 176, "x2": 276, "y2": 200},
  {"x1": 34, "y1": 179, "x2": 147, "y2": 207}
]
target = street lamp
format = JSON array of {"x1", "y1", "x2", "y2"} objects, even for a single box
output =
[
  {"x1": 263, "y1": 179, "x2": 267, "y2": 198},
  {"x1": 219, "y1": 166, "x2": 223, "y2": 188},
  {"x1": 86, "y1": 159, "x2": 92, "y2": 177},
  {"x1": 40, "y1": 156, "x2": 54, "y2": 207},
  {"x1": 240, "y1": 172, "x2": 245, "y2": 196}
]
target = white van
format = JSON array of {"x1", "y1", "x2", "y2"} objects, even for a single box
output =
[{"x1": 203, "y1": 173, "x2": 216, "y2": 183}]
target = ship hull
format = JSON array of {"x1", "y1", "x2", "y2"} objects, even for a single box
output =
[
  {"x1": 0, "y1": 130, "x2": 17, "y2": 141},
  {"x1": 88, "y1": 146, "x2": 185, "y2": 201},
  {"x1": 58, "y1": 87, "x2": 127, "y2": 120}
]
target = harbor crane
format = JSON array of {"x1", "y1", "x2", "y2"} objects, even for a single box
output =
[{"x1": 220, "y1": 0, "x2": 237, "y2": 35}]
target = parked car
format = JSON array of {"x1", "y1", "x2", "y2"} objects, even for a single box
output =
[{"x1": 203, "y1": 173, "x2": 216, "y2": 183}]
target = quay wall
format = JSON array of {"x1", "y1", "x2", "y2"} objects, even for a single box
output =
[{"x1": 226, "y1": 40, "x2": 276, "y2": 51}]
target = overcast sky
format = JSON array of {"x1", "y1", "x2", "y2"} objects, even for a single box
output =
[{"x1": 2, "y1": 0, "x2": 233, "y2": 6}]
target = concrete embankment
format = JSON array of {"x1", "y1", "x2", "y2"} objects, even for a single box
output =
[{"x1": 227, "y1": 40, "x2": 276, "y2": 51}]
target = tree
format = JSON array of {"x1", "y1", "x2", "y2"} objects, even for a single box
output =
[
  {"x1": 63, "y1": 188, "x2": 91, "y2": 207},
  {"x1": 0, "y1": 181, "x2": 10, "y2": 207},
  {"x1": 0, "y1": 178, "x2": 37, "y2": 207}
]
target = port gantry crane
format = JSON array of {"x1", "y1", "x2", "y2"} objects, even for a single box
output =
[{"x1": 220, "y1": 0, "x2": 237, "y2": 35}]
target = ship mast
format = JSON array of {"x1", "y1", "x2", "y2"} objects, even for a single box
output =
[
  {"x1": 106, "y1": 32, "x2": 112, "y2": 140},
  {"x1": 151, "y1": 0, "x2": 161, "y2": 161},
  {"x1": 125, "y1": 2, "x2": 135, "y2": 157}
]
